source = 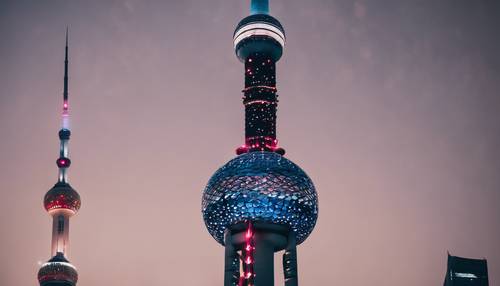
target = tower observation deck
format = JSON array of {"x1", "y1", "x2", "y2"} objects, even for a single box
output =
[{"x1": 202, "y1": 1, "x2": 318, "y2": 285}]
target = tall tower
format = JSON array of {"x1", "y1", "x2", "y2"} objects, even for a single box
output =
[
  {"x1": 202, "y1": 1, "x2": 318, "y2": 285},
  {"x1": 38, "y1": 30, "x2": 81, "y2": 286}
]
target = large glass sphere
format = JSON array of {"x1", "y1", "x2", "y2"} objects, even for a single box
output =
[
  {"x1": 44, "y1": 182, "x2": 81, "y2": 214},
  {"x1": 202, "y1": 152, "x2": 318, "y2": 245}
]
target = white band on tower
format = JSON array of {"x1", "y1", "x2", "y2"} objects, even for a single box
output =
[{"x1": 234, "y1": 22, "x2": 286, "y2": 49}]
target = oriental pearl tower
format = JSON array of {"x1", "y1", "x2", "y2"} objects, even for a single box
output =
[
  {"x1": 202, "y1": 1, "x2": 318, "y2": 285},
  {"x1": 37, "y1": 31, "x2": 81, "y2": 286}
]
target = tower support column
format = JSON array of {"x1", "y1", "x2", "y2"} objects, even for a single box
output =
[
  {"x1": 253, "y1": 233, "x2": 275, "y2": 286},
  {"x1": 227, "y1": 223, "x2": 289, "y2": 286},
  {"x1": 51, "y1": 212, "x2": 70, "y2": 257},
  {"x1": 224, "y1": 230, "x2": 240, "y2": 286},
  {"x1": 283, "y1": 232, "x2": 298, "y2": 286}
]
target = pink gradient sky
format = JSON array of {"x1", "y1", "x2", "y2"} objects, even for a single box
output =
[{"x1": 1, "y1": 1, "x2": 499, "y2": 285}]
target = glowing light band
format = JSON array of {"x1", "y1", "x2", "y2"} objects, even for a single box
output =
[
  {"x1": 244, "y1": 100, "x2": 275, "y2": 105},
  {"x1": 234, "y1": 23, "x2": 285, "y2": 48},
  {"x1": 40, "y1": 261, "x2": 77, "y2": 271},
  {"x1": 241, "y1": 221, "x2": 255, "y2": 285},
  {"x1": 454, "y1": 273, "x2": 478, "y2": 278},
  {"x1": 242, "y1": 85, "x2": 277, "y2": 92}
]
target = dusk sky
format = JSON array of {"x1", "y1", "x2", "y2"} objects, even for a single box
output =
[{"x1": 1, "y1": 0, "x2": 499, "y2": 285}]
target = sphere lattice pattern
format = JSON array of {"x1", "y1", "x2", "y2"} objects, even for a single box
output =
[
  {"x1": 44, "y1": 182, "x2": 81, "y2": 214},
  {"x1": 202, "y1": 152, "x2": 318, "y2": 245},
  {"x1": 38, "y1": 258, "x2": 78, "y2": 286}
]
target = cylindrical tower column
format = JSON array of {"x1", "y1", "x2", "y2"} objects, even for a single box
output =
[
  {"x1": 243, "y1": 54, "x2": 279, "y2": 153},
  {"x1": 52, "y1": 213, "x2": 69, "y2": 257},
  {"x1": 283, "y1": 232, "x2": 298, "y2": 286},
  {"x1": 224, "y1": 231, "x2": 240, "y2": 286},
  {"x1": 253, "y1": 234, "x2": 275, "y2": 286},
  {"x1": 51, "y1": 212, "x2": 71, "y2": 256}
]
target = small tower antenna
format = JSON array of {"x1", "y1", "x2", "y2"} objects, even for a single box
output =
[
  {"x1": 250, "y1": 0, "x2": 269, "y2": 15},
  {"x1": 38, "y1": 29, "x2": 81, "y2": 286}
]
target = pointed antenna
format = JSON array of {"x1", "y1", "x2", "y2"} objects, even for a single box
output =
[
  {"x1": 58, "y1": 29, "x2": 71, "y2": 183},
  {"x1": 63, "y1": 27, "x2": 69, "y2": 104},
  {"x1": 250, "y1": 0, "x2": 269, "y2": 15}
]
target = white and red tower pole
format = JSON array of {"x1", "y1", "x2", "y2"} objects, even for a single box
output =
[{"x1": 38, "y1": 29, "x2": 81, "y2": 286}]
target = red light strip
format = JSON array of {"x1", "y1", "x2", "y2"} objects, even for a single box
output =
[
  {"x1": 242, "y1": 221, "x2": 255, "y2": 286},
  {"x1": 242, "y1": 85, "x2": 277, "y2": 92},
  {"x1": 244, "y1": 100, "x2": 276, "y2": 106}
]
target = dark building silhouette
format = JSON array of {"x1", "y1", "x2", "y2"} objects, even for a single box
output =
[
  {"x1": 444, "y1": 254, "x2": 489, "y2": 286},
  {"x1": 37, "y1": 30, "x2": 81, "y2": 286},
  {"x1": 202, "y1": 1, "x2": 318, "y2": 285}
]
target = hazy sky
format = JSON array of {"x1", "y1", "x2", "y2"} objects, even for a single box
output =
[{"x1": 1, "y1": 1, "x2": 499, "y2": 285}]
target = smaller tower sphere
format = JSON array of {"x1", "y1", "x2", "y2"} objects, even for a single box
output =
[
  {"x1": 44, "y1": 182, "x2": 81, "y2": 215},
  {"x1": 202, "y1": 152, "x2": 318, "y2": 245},
  {"x1": 233, "y1": 14, "x2": 285, "y2": 63},
  {"x1": 58, "y1": 129, "x2": 71, "y2": 140},
  {"x1": 56, "y1": 157, "x2": 71, "y2": 168},
  {"x1": 38, "y1": 253, "x2": 78, "y2": 286}
]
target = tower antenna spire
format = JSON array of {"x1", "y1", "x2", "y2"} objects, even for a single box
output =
[
  {"x1": 250, "y1": 0, "x2": 269, "y2": 15},
  {"x1": 63, "y1": 27, "x2": 69, "y2": 104},
  {"x1": 59, "y1": 27, "x2": 71, "y2": 182}
]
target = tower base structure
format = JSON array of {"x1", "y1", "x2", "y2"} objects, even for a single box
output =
[{"x1": 224, "y1": 222, "x2": 298, "y2": 286}]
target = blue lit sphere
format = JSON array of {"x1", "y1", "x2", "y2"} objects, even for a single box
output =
[{"x1": 202, "y1": 152, "x2": 318, "y2": 245}]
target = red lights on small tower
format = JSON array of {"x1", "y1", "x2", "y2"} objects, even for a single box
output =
[
  {"x1": 241, "y1": 222, "x2": 256, "y2": 286},
  {"x1": 56, "y1": 158, "x2": 71, "y2": 168},
  {"x1": 44, "y1": 183, "x2": 81, "y2": 214},
  {"x1": 38, "y1": 29, "x2": 81, "y2": 286}
]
